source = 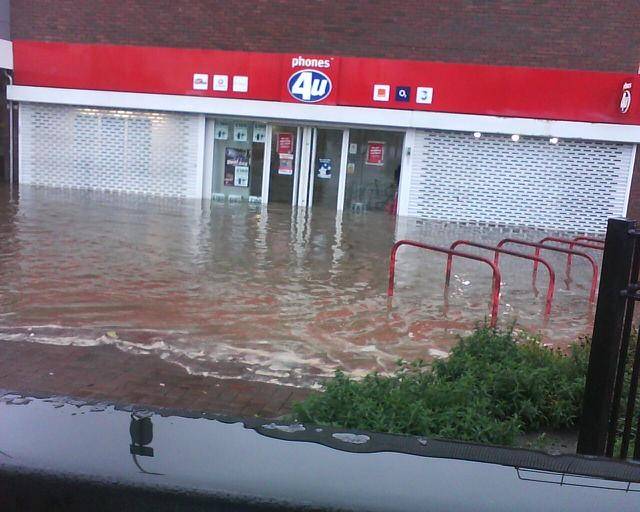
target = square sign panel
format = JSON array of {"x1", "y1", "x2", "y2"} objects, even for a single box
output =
[
  {"x1": 373, "y1": 84, "x2": 390, "y2": 102},
  {"x1": 416, "y1": 87, "x2": 434, "y2": 104},
  {"x1": 193, "y1": 73, "x2": 208, "y2": 90},
  {"x1": 395, "y1": 86, "x2": 411, "y2": 102},
  {"x1": 213, "y1": 75, "x2": 228, "y2": 91},
  {"x1": 233, "y1": 76, "x2": 249, "y2": 92}
]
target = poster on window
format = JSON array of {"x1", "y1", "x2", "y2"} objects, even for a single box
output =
[
  {"x1": 234, "y1": 165, "x2": 249, "y2": 187},
  {"x1": 316, "y1": 158, "x2": 332, "y2": 179},
  {"x1": 253, "y1": 125, "x2": 266, "y2": 143},
  {"x1": 278, "y1": 153, "x2": 294, "y2": 175},
  {"x1": 277, "y1": 132, "x2": 294, "y2": 154},
  {"x1": 366, "y1": 141, "x2": 385, "y2": 166},
  {"x1": 234, "y1": 124, "x2": 249, "y2": 142},
  {"x1": 224, "y1": 147, "x2": 250, "y2": 187},
  {"x1": 215, "y1": 123, "x2": 229, "y2": 140}
]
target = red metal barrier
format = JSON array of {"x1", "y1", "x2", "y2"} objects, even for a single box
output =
[
  {"x1": 388, "y1": 240, "x2": 502, "y2": 327},
  {"x1": 574, "y1": 236, "x2": 604, "y2": 245},
  {"x1": 535, "y1": 236, "x2": 604, "y2": 275},
  {"x1": 445, "y1": 240, "x2": 555, "y2": 316},
  {"x1": 497, "y1": 238, "x2": 599, "y2": 302}
]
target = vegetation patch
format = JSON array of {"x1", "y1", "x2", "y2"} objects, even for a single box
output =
[{"x1": 292, "y1": 326, "x2": 590, "y2": 446}]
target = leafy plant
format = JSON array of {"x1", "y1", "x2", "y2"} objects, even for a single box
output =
[{"x1": 291, "y1": 326, "x2": 590, "y2": 445}]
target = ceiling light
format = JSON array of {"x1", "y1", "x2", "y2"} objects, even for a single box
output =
[
  {"x1": 473, "y1": 132, "x2": 482, "y2": 138},
  {"x1": 549, "y1": 137, "x2": 559, "y2": 144},
  {"x1": 511, "y1": 134, "x2": 520, "y2": 142}
]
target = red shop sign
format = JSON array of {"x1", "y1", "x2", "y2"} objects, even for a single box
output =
[
  {"x1": 366, "y1": 142, "x2": 384, "y2": 166},
  {"x1": 277, "y1": 132, "x2": 294, "y2": 154}
]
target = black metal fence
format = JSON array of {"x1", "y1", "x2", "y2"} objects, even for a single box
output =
[{"x1": 577, "y1": 217, "x2": 640, "y2": 459}]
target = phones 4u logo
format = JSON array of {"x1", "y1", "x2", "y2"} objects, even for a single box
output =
[{"x1": 288, "y1": 69, "x2": 332, "y2": 103}]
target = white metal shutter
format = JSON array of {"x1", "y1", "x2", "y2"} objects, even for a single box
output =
[
  {"x1": 20, "y1": 103, "x2": 201, "y2": 197},
  {"x1": 408, "y1": 130, "x2": 635, "y2": 233}
]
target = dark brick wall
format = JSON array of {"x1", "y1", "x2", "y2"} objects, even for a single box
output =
[{"x1": 10, "y1": 0, "x2": 640, "y2": 73}]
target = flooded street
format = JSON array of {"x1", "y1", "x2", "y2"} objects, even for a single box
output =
[{"x1": 0, "y1": 184, "x2": 600, "y2": 387}]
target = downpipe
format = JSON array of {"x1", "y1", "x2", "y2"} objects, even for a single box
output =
[{"x1": 3, "y1": 69, "x2": 12, "y2": 185}]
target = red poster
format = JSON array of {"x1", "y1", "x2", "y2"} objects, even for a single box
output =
[
  {"x1": 366, "y1": 142, "x2": 384, "y2": 166},
  {"x1": 277, "y1": 133, "x2": 294, "y2": 154}
]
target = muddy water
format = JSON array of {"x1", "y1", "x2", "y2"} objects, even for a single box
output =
[{"x1": 0, "y1": 185, "x2": 601, "y2": 387}]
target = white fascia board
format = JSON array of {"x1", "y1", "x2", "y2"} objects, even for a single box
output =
[{"x1": 8, "y1": 85, "x2": 640, "y2": 143}]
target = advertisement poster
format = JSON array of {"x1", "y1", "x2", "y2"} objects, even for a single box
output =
[
  {"x1": 234, "y1": 165, "x2": 249, "y2": 187},
  {"x1": 253, "y1": 125, "x2": 266, "y2": 143},
  {"x1": 316, "y1": 158, "x2": 332, "y2": 179},
  {"x1": 224, "y1": 148, "x2": 250, "y2": 187},
  {"x1": 277, "y1": 132, "x2": 294, "y2": 154},
  {"x1": 366, "y1": 141, "x2": 385, "y2": 166},
  {"x1": 278, "y1": 153, "x2": 294, "y2": 175},
  {"x1": 215, "y1": 123, "x2": 229, "y2": 140},
  {"x1": 234, "y1": 124, "x2": 249, "y2": 142}
]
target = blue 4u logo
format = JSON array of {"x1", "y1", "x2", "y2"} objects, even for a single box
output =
[{"x1": 288, "y1": 69, "x2": 332, "y2": 103}]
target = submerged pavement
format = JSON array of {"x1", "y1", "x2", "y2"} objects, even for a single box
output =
[
  {"x1": 0, "y1": 339, "x2": 310, "y2": 418},
  {"x1": 0, "y1": 184, "x2": 604, "y2": 416}
]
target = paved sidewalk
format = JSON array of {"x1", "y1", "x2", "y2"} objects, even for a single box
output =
[{"x1": 0, "y1": 340, "x2": 312, "y2": 418}]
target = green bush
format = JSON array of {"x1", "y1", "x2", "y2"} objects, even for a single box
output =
[{"x1": 292, "y1": 326, "x2": 590, "y2": 446}]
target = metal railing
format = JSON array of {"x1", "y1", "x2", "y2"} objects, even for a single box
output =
[
  {"x1": 388, "y1": 239, "x2": 502, "y2": 327},
  {"x1": 577, "y1": 218, "x2": 640, "y2": 460},
  {"x1": 536, "y1": 236, "x2": 604, "y2": 275},
  {"x1": 496, "y1": 238, "x2": 599, "y2": 302},
  {"x1": 444, "y1": 240, "x2": 556, "y2": 316}
]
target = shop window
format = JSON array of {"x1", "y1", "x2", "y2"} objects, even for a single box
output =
[
  {"x1": 212, "y1": 121, "x2": 266, "y2": 200},
  {"x1": 344, "y1": 129, "x2": 404, "y2": 213}
]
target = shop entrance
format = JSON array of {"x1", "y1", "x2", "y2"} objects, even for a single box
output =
[
  {"x1": 206, "y1": 118, "x2": 405, "y2": 213},
  {"x1": 268, "y1": 124, "x2": 300, "y2": 204},
  {"x1": 297, "y1": 127, "x2": 344, "y2": 209},
  {"x1": 268, "y1": 125, "x2": 346, "y2": 209}
]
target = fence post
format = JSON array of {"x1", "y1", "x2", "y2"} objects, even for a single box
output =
[{"x1": 576, "y1": 218, "x2": 637, "y2": 456}]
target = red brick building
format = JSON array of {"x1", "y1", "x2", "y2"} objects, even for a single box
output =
[{"x1": 5, "y1": 1, "x2": 640, "y2": 231}]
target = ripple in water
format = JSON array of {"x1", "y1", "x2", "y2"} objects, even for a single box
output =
[{"x1": 0, "y1": 185, "x2": 602, "y2": 388}]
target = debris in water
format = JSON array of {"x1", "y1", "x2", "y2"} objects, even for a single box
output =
[
  {"x1": 106, "y1": 331, "x2": 118, "y2": 339},
  {"x1": 159, "y1": 382, "x2": 166, "y2": 387},
  {"x1": 428, "y1": 348, "x2": 449, "y2": 359},
  {"x1": 332, "y1": 433, "x2": 370, "y2": 444},
  {"x1": 262, "y1": 423, "x2": 306, "y2": 433}
]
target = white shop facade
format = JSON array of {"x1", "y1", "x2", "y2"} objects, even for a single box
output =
[{"x1": 8, "y1": 41, "x2": 640, "y2": 232}]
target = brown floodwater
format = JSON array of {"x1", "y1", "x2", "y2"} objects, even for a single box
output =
[{"x1": 0, "y1": 184, "x2": 601, "y2": 387}]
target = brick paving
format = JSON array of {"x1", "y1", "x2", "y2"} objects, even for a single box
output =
[{"x1": 0, "y1": 340, "x2": 313, "y2": 418}]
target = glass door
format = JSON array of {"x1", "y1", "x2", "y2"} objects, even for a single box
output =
[
  {"x1": 297, "y1": 127, "x2": 345, "y2": 210},
  {"x1": 268, "y1": 125, "x2": 300, "y2": 204}
]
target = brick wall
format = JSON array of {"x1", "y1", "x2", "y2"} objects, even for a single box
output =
[{"x1": 10, "y1": 0, "x2": 640, "y2": 73}]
